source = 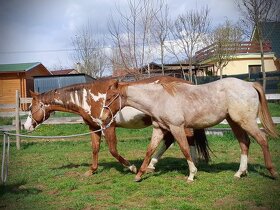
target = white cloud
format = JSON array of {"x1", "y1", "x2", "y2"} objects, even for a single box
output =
[{"x1": 0, "y1": 0, "x2": 241, "y2": 70}]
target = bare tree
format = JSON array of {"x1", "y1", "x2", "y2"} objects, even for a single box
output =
[
  {"x1": 206, "y1": 20, "x2": 244, "y2": 79},
  {"x1": 152, "y1": 0, "x2": 170, "y2": 75},
  {"x1": 164, "y1": 36, "x2": 187, "y2": 79},
  {"x1": 173, "y1": 7, "x2": 210, "y2": 82},
  {"x1": 108, "y1": 0, "x2": 164, "y2": 79},
  {"x1": 237, "y1": 0, "x2": 280, "y2": 91},
  {"x1": 71, "y1": 23, "x2": 108, "y2": 78}
]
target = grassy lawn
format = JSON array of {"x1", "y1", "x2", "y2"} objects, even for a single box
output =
[
  {"x1": 1, "y1": 124, "x2": 280, "y2": 209},
  {"x1": 0, "y1": 102, "x2": 280, "y2": 209}
]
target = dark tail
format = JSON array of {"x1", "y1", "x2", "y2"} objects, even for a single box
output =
[{"x1": 193, "y1": 129, "x2": 211, "y2": 163}]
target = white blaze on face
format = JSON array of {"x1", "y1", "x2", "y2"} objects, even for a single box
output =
[{"x1": 24, "y1": 111, "x2": 34, "y2": 131}]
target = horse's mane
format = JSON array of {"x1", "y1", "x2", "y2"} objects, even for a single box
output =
[
  {"x1": 119, "y1": 76, "x2": 188, "y2": 96},
  {"x1": 39, "y1": 78, "x2": 118, "y2": 103},
  {"x1": 159, "y1": 81, "x2": 179, "y2": 96}
]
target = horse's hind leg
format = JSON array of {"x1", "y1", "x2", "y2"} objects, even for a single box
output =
[
  {"x1": 227, "y1": 117, "x2": 250, "y2": 178},
  {"x1": 147, "y1": 132, "x2": 174, "y2": 172},
  {"x1": 147, "y1": 128, "x2": 197, "y2": 172},
  {"x1": 185, "y1": 128, "x2": 198, "y2": 164},
  {"x1": 135, "y1": 126, "x2": 165, "y2": 182},
  {"x1": 170, "y1": 125, "x2": 197, "y2": 183},
  {"x1": 240, "y1": 120, "x2": 277, "y2": 178},
  {"x1": 104, "y1": 125, "x2": 137, "y2": 174}
]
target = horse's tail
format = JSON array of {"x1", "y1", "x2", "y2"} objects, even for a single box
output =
[
  {"x1": 253, "y1": 82, "x2": 278, "y2": 138},
  {"x1": 193, "y1": 129, "x2": 212, "y2": 163}
]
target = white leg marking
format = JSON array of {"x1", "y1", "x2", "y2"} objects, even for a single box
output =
[
  {"x1": 234, "y1": 154, "x2": 248, "y2": 178},
  {"x1": 187, "y1": 160, "x2": 197, "y2": 182},
  {"x1": 128, "y1": 165, "x2": 137, "y2": 173},
  {"x1": 147, "y1": 158, "x2": 158, "y2": 170},
  {"x1": 147, "y1": 143, "x2": 167, "y2": 170}
]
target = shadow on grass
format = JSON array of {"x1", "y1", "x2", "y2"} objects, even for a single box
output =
[
  {"x1": 51, "y1": 157, "x2": 273, "y2": 179},
  {"x1": 0, "y1": 181, "x2": 42, "y2": 198}
]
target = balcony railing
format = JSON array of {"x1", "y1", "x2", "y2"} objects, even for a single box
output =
[{"x1": 195, "y1": 41, "x2": 272, "y2": 62}]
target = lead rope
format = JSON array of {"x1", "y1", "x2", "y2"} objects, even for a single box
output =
[
  {"x1": 1, "y1": 95, "x2": 122, "y2": 184},
  {"x1": 98, "y1": 93, "x2": 121, "y2": 136},
  {"x1": 1, "y1": 133, "x2": 10, "y2": 184}
]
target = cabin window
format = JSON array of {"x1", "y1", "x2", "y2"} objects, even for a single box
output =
[{"x1": 248, "y1": 65, "x2": 261, "y2": 79}]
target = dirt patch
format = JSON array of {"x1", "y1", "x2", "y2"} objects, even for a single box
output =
[{"x1": 214, "y1": 196, "x2": 239, "y2": 208}]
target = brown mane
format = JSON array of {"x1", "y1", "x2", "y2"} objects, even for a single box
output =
[
  {"x1": 38, "y1": 78, "x2": 118, "y2": 106},
  {"x1": 119, "y1": 76, "x2": 190, "y2": 96}
]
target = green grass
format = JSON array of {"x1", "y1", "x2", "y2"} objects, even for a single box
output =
[
  {"x1": 268, "y1": 102, "x2": 280, "y2": 117},
  {"x1": 1, "y1": 126, "x2": 280, "y2": 210}
]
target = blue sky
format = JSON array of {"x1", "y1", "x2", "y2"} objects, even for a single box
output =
[{"x1": 0, "y1": 0, "x2": 241, "y2": 70}]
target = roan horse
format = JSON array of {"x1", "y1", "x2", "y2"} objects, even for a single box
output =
[
  {"x1": 24, "y1": 77, "x2": 210, "y2": 176},
  {"x1": 102, "y1": 76, "x2": 278, "y2": 182}
]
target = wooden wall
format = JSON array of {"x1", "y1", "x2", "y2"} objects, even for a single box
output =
[
  {"x1": 0, "y1": 64, "x2": 51, "y2": 111},
  {"x1": 0, "y1": 76, "x2": 21, "y2": 104}
]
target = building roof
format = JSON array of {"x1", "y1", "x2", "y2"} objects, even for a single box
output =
[
  {"x1": 51, "y1": 69, "x2": 78, "y2": 75},
  {"x1": 0, "y1": 62, "x2": 42, "y2": 73},
  {"x1": 252, "y1": 21, "x2": 280, "y2": 58}
]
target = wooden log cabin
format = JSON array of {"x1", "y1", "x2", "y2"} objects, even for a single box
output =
[{"x1": 0, "y1": 62, "x2": 51, "y2": 112}]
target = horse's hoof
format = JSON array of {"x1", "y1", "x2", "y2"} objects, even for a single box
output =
[
  {"x1": 146, "y1": 167, "x2": 155, "y2": 173},
  {"x1": 234, "y1": 174, "x2": 241, "y2": 179},
  {"x1": 186, "y1": 177, "x2": 194, "y2": 183},
  {"x1": 84, "y1": 170, "x2": 93, "y2": 177},
  {"x1": 234, "y1": 170, "x2": 248, "y2": 178},
  {"x1": 129, "y1": 165, "x2": 137, "y2": 174},
  {"x1": 134, "y1": 176, "x2": 142, "y2": 182},
  {"x1": 271, "y1": 171, "x2": 278, "y2": 179}
]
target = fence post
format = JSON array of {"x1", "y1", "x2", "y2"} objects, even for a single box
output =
[{"x1": 15, "y1": 90, "x2": 21, "y2": 150}]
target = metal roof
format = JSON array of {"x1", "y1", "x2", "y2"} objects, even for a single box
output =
[{"x1": 0, "y1": 62, "x2": 41, "y2": 73}]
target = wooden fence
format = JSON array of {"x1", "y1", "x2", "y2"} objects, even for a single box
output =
[
  {"x1": 195, "y1": 41, "x2": 272, "y2": 62},
  {"x1": 0, "y1": 90, "x2": 32, "y2": 149}
]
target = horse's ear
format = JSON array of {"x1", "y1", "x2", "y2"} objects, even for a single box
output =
[{"x1": 30, "y1": 90, "x2": 39, "y2": 98}]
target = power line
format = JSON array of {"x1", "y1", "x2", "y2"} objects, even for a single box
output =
[{"x1": 0, "y1": 48, "x2": 85, "y2": 54}]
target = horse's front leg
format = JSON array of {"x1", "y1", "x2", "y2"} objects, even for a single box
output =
[
  {"x1": 170, "y1": 125, "x2": 197, "y2": 183},
  {"x1": 84, "y1": 130, "x2": 101, "y2": 176},
  {"x1": 104, "y1": 125, "x2": 137, "y2": 174},
  {"x1": 135, "y1": 126, "x2": 165, "y2": 182}
]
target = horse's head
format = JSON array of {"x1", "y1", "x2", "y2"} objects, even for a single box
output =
[
  {"x1": 24, "y1": 91, "x2": 52, "y2": 131},
  {"x1": 99, "y1": 80, "x2": 127, "y2": 124}
]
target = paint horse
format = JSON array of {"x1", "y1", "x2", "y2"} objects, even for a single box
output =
[
  {"x1": 24, "y1": 77, "x2": 210, "y2": 176},
  {"x1": 103, "y1": 76, "x2": 278, "y2": 182}
]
